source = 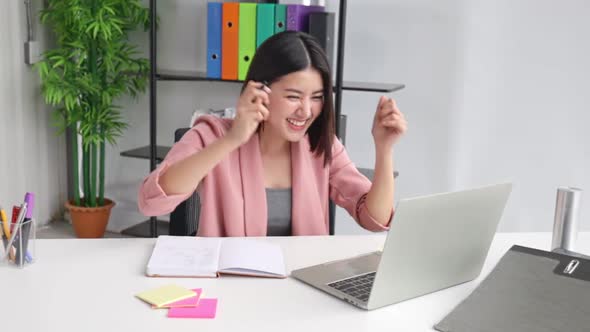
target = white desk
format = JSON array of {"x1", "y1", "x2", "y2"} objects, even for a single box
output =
[{"x1": 1, "y1": 233, "x2": 589, "y2": 332}]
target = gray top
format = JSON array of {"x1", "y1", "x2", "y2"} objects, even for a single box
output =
[{"x1": 266, "y1": 188, "x2": 292, "y2": 236}]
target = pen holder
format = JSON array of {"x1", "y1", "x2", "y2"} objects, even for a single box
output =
[
  {"x1": 1, "y1": 218, "x2": 36, "y2": 268},
  {"x1": 551, "y1": 187, "x2": 582, "y2": 252}
]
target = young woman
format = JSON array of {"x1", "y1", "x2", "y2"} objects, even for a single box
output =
[{"x1": 138, "y1": 31, "x2": 407, "y2": 236}]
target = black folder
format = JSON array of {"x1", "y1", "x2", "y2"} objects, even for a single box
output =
[{"x1": 435, "y1": 245, "x2": 590, "y2": 332}]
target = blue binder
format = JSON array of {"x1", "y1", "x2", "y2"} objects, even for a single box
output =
[{"x1": 207, "y1": 2, "x2": 222, "y2": 79}]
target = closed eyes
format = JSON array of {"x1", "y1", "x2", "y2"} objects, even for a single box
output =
[{"x1": 286, "y1": 95, "x2": 324, "y2": 101}]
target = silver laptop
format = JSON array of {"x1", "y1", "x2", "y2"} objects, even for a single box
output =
[{"x1": 291, "y1": 183, "x2": 512, "y2": 310}]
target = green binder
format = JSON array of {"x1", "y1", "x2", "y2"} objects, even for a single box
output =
[
  {"x1": 274, "y1": 4, "x2": 287, "y2": 34},
  {"x1": 238, "y1": 3, "x2": 256, "y2": 80},
  {"x1": 256, "y1": 4, "x2": 275, "y2": 49}
]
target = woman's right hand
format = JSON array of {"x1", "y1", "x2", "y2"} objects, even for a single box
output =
[{"x1": 227, "y1": 81, "x2": 271, "y2": 146}]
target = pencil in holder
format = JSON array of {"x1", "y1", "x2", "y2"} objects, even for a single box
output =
[{"x1": 1, "y1": 218, "x2": 36, "y2": 268}]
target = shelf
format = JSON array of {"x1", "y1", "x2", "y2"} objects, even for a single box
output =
[
  {"x1": 121, "y1": 219, "x2": 169, "y2": 237},
  {"x1": 156, "y1": 69, "x2": 405, "y2": 93},
  {"x1": 357, "y1": 167, "x2": 399, "y2": 181},
  {"x1": 121, "y1": 147, "x2": 400, "y2": 182},
  {"x1": 120, "y1": 145, "x2": 171, "y2": 162},
  {"x1": 341, "y1": 81, "x2": 405, "y2": 93}
]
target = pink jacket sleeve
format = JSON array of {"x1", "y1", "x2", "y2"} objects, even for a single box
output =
[
  {"x1": 329, "y1": 138, "x2": 393, "y2": 232},
  {"x1": 137, "y1": 122, "x2": 214, "y2": 216}
]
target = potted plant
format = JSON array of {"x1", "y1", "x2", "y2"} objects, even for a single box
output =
[{"x1": 37, "y1": 0, "x2": 150, "y2": 237}]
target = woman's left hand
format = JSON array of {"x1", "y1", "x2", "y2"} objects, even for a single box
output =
[{"x1": 372, "y1": 96, "x2": 407, "y2": 150}]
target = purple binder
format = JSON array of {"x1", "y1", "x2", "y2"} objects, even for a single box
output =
[{"x1": 286, "y1": 5, "x2": 325, "y2": 32}]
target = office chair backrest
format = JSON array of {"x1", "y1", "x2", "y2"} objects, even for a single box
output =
[{"x1": 169, "y1": 128, "x2": 200, "y2": 236}]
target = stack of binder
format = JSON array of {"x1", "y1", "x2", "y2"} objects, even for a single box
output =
[{"x1": 206, "y1": 1, "x2": 328, "y2": 80}]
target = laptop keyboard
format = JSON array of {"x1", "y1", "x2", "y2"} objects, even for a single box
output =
[{"x1": 327, "y1": 271, "x2": 376, "y2": 302}]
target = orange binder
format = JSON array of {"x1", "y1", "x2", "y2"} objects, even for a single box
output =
[{"x1": 222, "y1": 3, "x2": 239, "y2": 80}]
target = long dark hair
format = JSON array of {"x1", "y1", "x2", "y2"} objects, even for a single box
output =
[{"x1": 242, "y1": 31, "x2": 335, "y2": 166}]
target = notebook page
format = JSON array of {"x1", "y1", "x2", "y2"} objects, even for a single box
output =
[
  {"x1": 218, "y1": 239, "x2": 287, "y2": 277},
  {"x1": 146, "y1": 236, "x2": 221, "y2": 277}
]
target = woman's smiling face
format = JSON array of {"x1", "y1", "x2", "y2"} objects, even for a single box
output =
[{"x1": 264, "y1": 67, "x2": 325, "y2": 142}]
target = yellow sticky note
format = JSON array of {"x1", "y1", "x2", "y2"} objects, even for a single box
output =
[{"x1": 135, "y1": 285, "x2": 196, "y2": 307}]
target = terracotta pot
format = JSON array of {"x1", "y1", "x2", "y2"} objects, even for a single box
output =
[{"x1": 65, "y1": 198, "x2": 115, "y2": 238}]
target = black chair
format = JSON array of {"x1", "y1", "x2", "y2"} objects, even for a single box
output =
[
  {"x1": 168, "y1": 128, "x2": 398, "y2": 236},
  {"x1": 169, "y1": 128, "x2": 200, "y2": 236}
]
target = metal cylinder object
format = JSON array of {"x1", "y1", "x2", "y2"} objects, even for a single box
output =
[{"x1": 551, "y1": 187, "x2": 583, "y2": 252}]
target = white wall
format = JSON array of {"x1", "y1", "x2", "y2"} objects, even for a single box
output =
[
  {"x1": 0, "y1": 1, "x2": 67, "y2": 226},
  {"x1": 449, "y1": 0, "x2": 590, "y2": 232},
  {"x1": 336, "y1": 0, "x2": 468, "y2": 234},
  {"x1": 106, "y1": 0, "x2": 590, "y2": 234}
]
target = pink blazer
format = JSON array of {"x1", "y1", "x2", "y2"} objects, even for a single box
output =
[{"x1": 138, "y1": 115, "x2": 392, "y2": 236}]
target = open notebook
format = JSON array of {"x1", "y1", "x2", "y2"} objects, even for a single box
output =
[{"x1": 146, "y1": 236, "x2": 287, "y2": 278}]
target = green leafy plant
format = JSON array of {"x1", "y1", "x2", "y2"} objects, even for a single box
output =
[{"x1": 37, "y1": 0, "x2": 150, "y2": 207}]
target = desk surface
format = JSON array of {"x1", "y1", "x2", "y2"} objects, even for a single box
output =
[{"x1": 1, "y1": 232, "x2": 589, "y2": 332}]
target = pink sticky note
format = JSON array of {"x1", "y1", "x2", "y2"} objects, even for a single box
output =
[
  {"x1": 152, "y1": 289, "x2": 202, "y2": 309},
  {"x1": 167, "y1": 298, "x2": 218, "y2": 319}
]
